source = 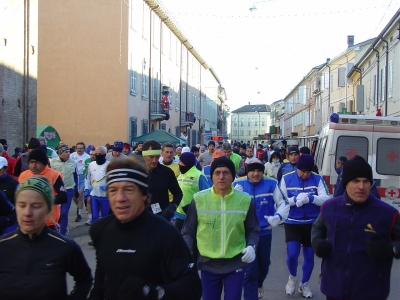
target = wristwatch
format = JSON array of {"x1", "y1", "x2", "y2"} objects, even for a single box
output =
[{"x1": 156, "y1": 286, "x2": 165, "y2": 299}]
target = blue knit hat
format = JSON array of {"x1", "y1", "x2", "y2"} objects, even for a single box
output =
[
  {"x1": 179, "y1": 152, "x2": 196, "y2": 168},
  {"x1": 296, "y1": 154, "x2": 314, "y2": 171},
  {"x1": 113, "y1": 140, "x2": 123, "y2": 152}
]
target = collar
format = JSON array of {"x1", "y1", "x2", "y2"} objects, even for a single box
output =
[
  {"x1": 115, "y1": 209, "x2": 148, "y2": 230},
  {"x1": 211, "y1": 185, "x2": 234, "y2": 200},
  {"x1": 17, "y1": 226, "x2": 49, "y2": 242},
  {"x1": 0, "y1": 173, "x2": 8, "y2": 180},
  {"x1": 344, "y1": 191, "x2": 372, "y2": 207}
]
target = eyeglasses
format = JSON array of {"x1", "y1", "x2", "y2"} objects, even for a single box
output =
[{"x1": 213, "y1": 171, "x2": 231, "y2": 177}]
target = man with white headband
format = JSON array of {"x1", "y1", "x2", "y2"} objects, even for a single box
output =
[
  {"x1": 141, "y1": 140, "x2": 182, "y2": 221},
  {"x1": 88, "y1": 156, "x2": 201, "y2": 300}
]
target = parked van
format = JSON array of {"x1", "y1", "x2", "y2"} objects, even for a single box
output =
[{"x1": 314, "y1": 113, "x2": 400, "y2": 211}]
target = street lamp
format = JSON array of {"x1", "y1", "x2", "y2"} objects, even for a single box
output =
[{"x1": 249, "y1": 0, "x2": 274, "y2": 12}]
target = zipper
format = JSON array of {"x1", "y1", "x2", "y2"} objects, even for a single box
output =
[{"x1": 221, "y1": 195, "x2": 225, "y2": 258}]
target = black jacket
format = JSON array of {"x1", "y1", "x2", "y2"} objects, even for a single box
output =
[
  {"x1": 148, "y1": 162, "x2": 182, "y2": 213},
  {"x1": 88, "y1": 211, "x2": 202, "y2": 300},
  {"x1": 0, "y1": 227, "x2": 92, "y2": 300}
]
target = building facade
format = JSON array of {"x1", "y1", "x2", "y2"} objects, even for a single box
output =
[
  {"x1": 230, "y1": 104, "x2": 271, "y2": 143},
  {"x1": 0, "y1": 0, "x2": 228, "y2": 149},
  {"x1": 348, "y1": 9, "x2": 400, "y2": 118}
]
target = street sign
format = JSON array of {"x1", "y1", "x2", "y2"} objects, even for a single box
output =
[{"x1": 211, "y1": 136, "x2": 224, "y2": 141}]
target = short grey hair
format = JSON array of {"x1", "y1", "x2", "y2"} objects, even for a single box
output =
[
  {"x1": 96, "y1": 146, "x2": 107, "y2": 154},
  {"x1": 222, "y1": 143, "x2": 232, "y2": 151}
]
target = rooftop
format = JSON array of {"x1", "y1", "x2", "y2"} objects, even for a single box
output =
[{"x1": 231, "y1": 104, "x2": 271, "y2": 113}]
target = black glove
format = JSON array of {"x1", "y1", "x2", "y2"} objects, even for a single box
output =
[
  {"x1": 74, "y1": 191, "x2": 80, "y2": 199},
  {"x1": 312, "y1": 238, "x2": 332, "y2": 258},
  {"x1": 161, "y1": 203, "x2": 177, "y2": 220},
  {"x1": 118, "y1": 277, "x2": 158, "y2": 300},
  {"x1": 366, "y1": 234, "x2": 393, "y2": 261}
]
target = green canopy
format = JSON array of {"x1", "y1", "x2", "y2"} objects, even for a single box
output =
[
  {"x1": 36, "y1": 125, "x2": 61, "y2": 149},
  {"x1": 133, "y1": 129, "x2": 185, "y2": 144}
]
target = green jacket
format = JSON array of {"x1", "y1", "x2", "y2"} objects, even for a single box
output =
[
  {"x1": 194, "y1": 187, "x2": 251, "y2": 259},
  {"x1": 50, "y1": 157, "x2": 77, "y2": 190}
]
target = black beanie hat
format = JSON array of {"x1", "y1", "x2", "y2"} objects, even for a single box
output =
[
  {"x1": 296, "y1": 154, "x2": 314, "y2": 171},
  {"x1": 341, "y1": 155, "x2": 372, "y2": 188},
  {"x1": 210, "y1": 157, "x2": 236, "y2": 182},
  {"x1": 28, "y1": 148, "x2": 49, "y2": 166},
  {"x1": 28, "y1": 138, "x2": 41, "y2": 150}
]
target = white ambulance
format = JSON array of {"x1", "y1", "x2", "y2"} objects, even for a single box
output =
[{"x1": 314, "y1": 113, "x2": 400, "y2": 211}]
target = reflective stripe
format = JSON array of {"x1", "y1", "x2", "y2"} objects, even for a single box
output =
[
  {"x1": 251, "y1": 193, "x2": 273, "y2": 198},
  {"x1": 287, "y1": 186, "x2": 317, "y2": 190},
  {"x1": 197, "y1": 209, "x2": 248, "y2": 214},
  {"x1": 179, "y1": 179, "x2": 197, "y2": 184}
]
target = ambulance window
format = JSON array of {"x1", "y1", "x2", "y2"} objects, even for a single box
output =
[
  {"x1": 336, "y1": 136, "x2": 368, "y2": 161},
  {"x1": 376, "y1": 138, "x2": 400, "y2": 175},
  {"x1": 316, "y1": 137, "x2": 327, "y2": 169}
]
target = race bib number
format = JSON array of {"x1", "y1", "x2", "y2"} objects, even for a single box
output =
[{"x1": 150, "y1": 203, "x2": 162, "y2": 214}]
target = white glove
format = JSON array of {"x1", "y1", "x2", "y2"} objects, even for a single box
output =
[
  {"x1": 234, "y1": 184, "x2": 243, "y2": 191},
  {"x1": 241, "y1": 246, "x2": 256, "y2": 263},
  {"x1": 296, "y1": 193, "x2": 309, "y2": 207},
  {"x1": 265, "y1": 215, "x2": 280, "y2": 229}
]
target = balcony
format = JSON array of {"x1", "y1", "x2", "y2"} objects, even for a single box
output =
[
  {"x1": 150, "y1": 99, "x2": 168, "y2": 121},
  {"x1": 181, "y1": 111, "x2": 196, "y2": 126}
]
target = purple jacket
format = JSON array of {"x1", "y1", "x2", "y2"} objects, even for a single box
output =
[{"x1": 313, "y1": 193, "x2": 400, "y2": 300}]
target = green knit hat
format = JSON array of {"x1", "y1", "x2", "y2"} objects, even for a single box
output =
[{"x1": 16, "y1": 176, "x2": 54, "y2": 211}]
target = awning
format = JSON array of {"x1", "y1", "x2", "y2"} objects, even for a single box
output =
[
  {"x1": 133, "y1": 129, "x2": 185, "y2": 144},
  {"x1": 36, "y1": 125, "x2": 61, "y2": 149}
]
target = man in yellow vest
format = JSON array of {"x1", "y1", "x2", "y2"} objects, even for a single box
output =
[
  {"x1": 222, "y1": 142, "x2": 246, "y2": 176},
  {"x1": 174, "y1": 152, "x2": 209, "y2": 231},
  {"x1": 182, "y1": 157, "x2": 260, "y2": 300}
]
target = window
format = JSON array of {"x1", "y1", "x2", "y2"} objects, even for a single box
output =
[
  {"x1": 142, "y1": 3, "x2": 149, "y2": 40},
  {"x1": 254, "y1": 130, "x2": 258, "y2": 135},
  {"x1": 248, "y1": 129, "x2": 251, "y2": 135},
  {"x1": 298, "y1": 85, "x2": 306, "y2": 105},
  {"x1": 130, "y1": 117, "x2": 137, "y2": 144},
  {"x1": 241, "y1": 118, "x2": 243, "y2": 127},
  {"x1": 187, "y1": 91, "x2": 191, "y2": 112},
  {"x1": 336, "y1": 136, "x2": 368, "y2": 162},
  {"x1": 161, "y1": 123, "x2": 166, "y2": 131},
  {"x1": 192, "y1": 94, "x2": 196, "y2": 114},
  {"x1": 262, "y1": 118, "x2": 265, "y2": 126},
  {"x1": 240, "y1": 129, "x2": 244, "y2": 136},
  {"x1": 330, "y1": 73, "x2": 334, "y2": 92},
  {"x1": 130, "y1": 70, "x2": 137, "y2": 96},
  {"x1": 248, "y1": 118, "x2": 251, "y2": 126},
  {"x1": 142, "y1": 119, "x2": 148, "y2": 135},
  {"x1": 152, "y1": 71, "x2": 159, "y2": 101},
  {"x1": 338, "y1": 67, "x2": 346, "y2": 87},
  {"x1": 142, "y1": 59, "x2": 148, "y2": 99},
  {"x1": 376, "y1": 138, "x2": 400, "y2": 175},
  {"x1": 175, "y1": 126, "x2": 180, "y2": 137},
  {"x1": 233, "y1": 129, "x2": 237, "y2": 136},
  {"x1": 316, "y1": 136, "x2": 327, "y2": 170},
  {"x1": 388, "y1": 60, "x2": 393, "y2": 98},
  {"x1": 373, "y1": 74, "x2": 377, "y2": 105},
  {"x1": 234, "y1": 118, "x2": 237, "y2": 127},
  {"x1": 380, "y1": 66, "x2": 386, "y2": 102}
]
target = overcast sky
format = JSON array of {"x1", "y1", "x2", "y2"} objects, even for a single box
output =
[{"x1": 161, "y1": 0, "x2": 399, "y2": 111}]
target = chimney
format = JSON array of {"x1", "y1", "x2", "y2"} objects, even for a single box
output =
[
  {"x1": 248, "y1": 102, "x2": 250, "y2": 105},
  {"x1": 326, "y1": 58, "x2": 330, "y2": 63},
  {"x1": 347, "y1": 35, "x2": 354, "y2": 48}
]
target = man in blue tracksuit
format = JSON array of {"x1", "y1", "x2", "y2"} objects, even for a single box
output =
[
  {"x1": 233, "y1": 158, "x2": 289, "y2": 300},
  {"x1": 280, "y1": 154, "x2": 330, "y2": 298},
  {"x1": 312, "y1": 155, "x2": 400, "y2": 300},
  {"x1": 277, "y1": 146, "x2": 299, "y2": 183}
]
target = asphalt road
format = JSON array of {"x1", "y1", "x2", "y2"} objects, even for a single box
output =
[{"x1": 67, "y1": 212, "x2": 400, "y2": 299}]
